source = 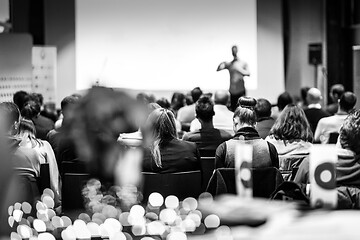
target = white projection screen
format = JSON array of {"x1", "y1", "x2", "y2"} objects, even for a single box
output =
[{"x1": 76, "y1": 0, "x2": 257, "y2": 93}]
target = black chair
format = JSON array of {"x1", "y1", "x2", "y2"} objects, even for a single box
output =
[
  {"x1": 61, "y1": 161, "x2": 87, "y2": 177},
  {"x1": 206, "y1": 167, "x2": 283, "y2": 198},
  {"x1": 329, "y1": 132, "x2": 340, "y2": 144},
  {"x1": 141, "y1": 171, "x2": 202, "y2": 202},
  {"x1": 37, "y1": 163, "x2": 51, "y2": 193},
  {"x1": 62, "y1": 173, "x2": 89, "y2": 211},
  {"x1": 200, "y1": 157, "x2": 215, "y2": 191}
]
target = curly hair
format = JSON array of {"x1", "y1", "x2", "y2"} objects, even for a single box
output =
[
  {"x1": 340, "y1": 109, "x2": 360, "y2": 154},
  {"x1": 269, "y1": 104, "x2": 313, "y2": 142}
]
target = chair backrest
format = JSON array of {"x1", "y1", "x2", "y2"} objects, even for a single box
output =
[
  {"x1": 206, "y1": 167, "x2": 283, "y2": 198},
  {"x1": 329, "y1": 132, "x2": 340, "y2": 144},
  {"x1": 200, "y1": 157, "x2": 215, "y2": 191},
  {"x1": 61, "y1": 161, "x2": 87, "y2": 176},
  {"x1": 141, "y1": 170, "x2": 202, "y2": 202},
  {"x1": 37, "y1": 163, "x2": 51, "y2": 193},
  {"x1": 62, "y1": 173, "x2": 89, "y2": 212}
]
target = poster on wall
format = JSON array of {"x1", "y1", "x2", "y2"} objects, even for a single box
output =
[{"x1": 32, "y1": 46, "x2": 57, "y2": 103}]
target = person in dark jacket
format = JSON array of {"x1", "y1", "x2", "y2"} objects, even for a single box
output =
[
  {"x1": 254, "y1": 98, "x2": 275, "y2": 139},
  {"x1": 143, "y1": 108, "x2": 200, "y2": 173},
  {"x1": 215, "y1": 97, "x2": 279, "y2": 169}
]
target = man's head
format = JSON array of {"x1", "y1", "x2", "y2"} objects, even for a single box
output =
[
  {"x1": 196, "y1": 96, "x2": 215, "y2": 124},
  {"x1": 233, "y1": 97, "x2": 257, "y2": 132},
  {"x1": 232, "y1": 45, "x2": 238, "y2": 58},
  {"x1": 339, "y1": 92, "x2": 357, "y2": 113},
  {"x1": 306, "y1": 88, "x2": 322, "y2": 105},
  {"x1": 301, "y1": 87, "x2": 310, "y2": 105},
  {"x1": 0, "y1": 102, "x2": 20, "y2": 136},
  {"x1": 340, "y1": 109, "x2": 360, "y2": 154},
  {"x1": 254, "y1": 98, "x2": 272, "y2": 119},
  {"x1": 277, "y1": 92, "x2": 293, "y2": 111},
  {"x1": 61, "y1": 96, "x2": 79, "y2": 119},
  {"x1": 214, "y1": 90, "x2": 230, "y2": 106},
  {"x1": 330, "y1": 84, "x2": 345, "y2": 102},
  {"x1": 191, "y1": 87, "x2": 203, "y2": 103},
  {"x1": 13, "y1": 91, "x2": 29, "y2": 111}
]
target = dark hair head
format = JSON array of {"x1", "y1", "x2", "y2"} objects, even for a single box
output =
[
  {"x1": 277, "y1": 92, "x2": 293, "y2": 111},
  {"x1": 234, "y1": 97, "x2": 257, "y2": 126},
  {"x1": 13, "y1": 91, "x2": 29, "y2": 111},
  {"x1": 171, "y1": 92, "x2": 185, "y2": 111},
  {"x1": 196, "y1": 96, "x2": 215, "y2": 122},
  {"x1": 340, "y1": 110, "x2": 360, "y2": 154},
  {"x1": 232, "y1": 45, "x2": 238, "y2": 57},
  {"x1": 61, "y1": 96, "x2": 79, "y2": 119},
  {"x1": 191, "y1": 87, "x2": 203, "y2": 103},
  {"x1": 269, "y1": 104, "x2": 313, "y2": 142},
  {"x1": 339, "y1": 92, "x2": 357, "y2": 113},
  {"x1": 0, "y1": 102, "x2": 20, "y2": 134},
  {"x1": 156, "y1": 98, "x2": 171, "y2": 109},
  {"x1": 214, "y1": 91, "x2": 230, "y2": 105},
  {"x1": 331, "y1": 84, "x2": 345, "y2": 98},
  {"x1": 254, "y1": 98, "x2": 272, "y2": 119},
  {"x1": 21, "y1": 101, "x2": 40, "y2": 120},
  {"x1": 301, "y1": 87, "x2": 310, "y2": 103}
]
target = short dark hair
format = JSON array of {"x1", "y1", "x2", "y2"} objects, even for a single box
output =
[
  {"x1": 277, "y1": 92, "x2": 293, "y2": 111},
  {"x1": 156, "y1": 98, "x2": 171, "y2": 109},
  {"x1": 339, "y1": 92, "x2": 357, "y2": 113},
  {"x1": 269, "y1": 104, "x2": 313, "y2": 142},
  {"x1": 191, "y1": 87, "x2": 203, "y2": 103},
  {"x1": 13, "y1": 91, "x2": 29, "y2": 111},
  {"x1": 331, "y1": 84, "x2": 345, "y2": 97},
  {"x1": 340, "y1": 109, "x2": 360, "y2": 154},
  {"x1": 61, "y1": 96, "x2": 79, "y2": 112},
  {"x1": 0, "y1": 102, "x2": 20, "y2": 132},
  {"x1": 21, "y1": 101, "x2": 40, "y2": 120},
  {"x1": 254, "y1": 98, "x2": 272, "y2": 119},
  {"x1": 234, "y1": 97, "x2": 257, "y2": 126},
  {"x1": 196, "y1": 96, "x2": 215, "y2": 122},
  {"x1": 301, "y1": 87, "x2": 310, "y2": 103}
]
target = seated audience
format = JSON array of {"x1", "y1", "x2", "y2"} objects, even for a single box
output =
[
  {"x1": 326, "y1": 84, "x2": 345, "y2": 115},
  {"x1": 156, "y1": 97, "x2": 171, "y2": 109},
  {"x1": 13, "y1": 90, "x2": 29, "y2": 111},
  {"x1": 271, "y1": 92, "x2": 293, "y2": 120},
  {"x1": 304, "y1": 88, "x2": 330, "y2": 134},
  {"x1": 190, "y1": 90, "x2": 234, "y2": 135},
  {"x1": 299, "y1": 86, "x2": 310, "y2": 110},
  {"x1": 143, "y1": 108, "x2": 201, "y2": 173},
  {"x1": 21, "y1": 99, "x2": 54, "y2": 140},
  {"x1": 254, "y1": 98, "x2": 275, "y2": 139},
  {"x1": 266, "y1": 104, "x2": 313, "y2": 170},
  {"x1": 177, "y1": 87, "x2": 203, "y2": 127},
  {"x1": 183, "y1": 96, "x2": 232, "y2": 156},
  {"x1": 17, "y1": 119, "x2": 60, "y2": 202},
  {"x1": 314, "y1": 92, "x2": 357, "y2": 144},
  {"x1": 170, "y1": 92, "x2": 186, "y2": 117},
  {"x1": 215, "y1": 97, "x2": 279, "y2": 169},
  {"x1": 295, "y1": 109, "x2": 360, "y2": 188}
]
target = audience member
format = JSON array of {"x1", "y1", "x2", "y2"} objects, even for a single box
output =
[
  {"x1": 215, "y1": 97, "x2": 279, "y2": 169},
  {"x1": 254, "y1": 98, "x2": 275, "y2": 139},
  {"x1": 271, "y1": 92, "x2": 293, "y2": 120},
  {"x1": 295, "y1": 109, "x2": 360, "y2": 189},
  {"x1": 21, "y1": 100, "x2": 54, "y2": 140},
  {"x1": 314, "y1": 92, "x2": 357, "y2": 144},
  {"x1": 177, "y1": 87, "x2": 203, "y2": 126},
  {"x1": 299, "y1": 87, "x2": 310, "y2": 109},
  {"x1": 326, "y1": 84, "x2": 345, "y2": 115},
  {"x1": 16, "y1": 119, "x2": 60, "y2": 203},
  {"x1": 183, "y1": 96, "x2": 232, "y2": 156},
  {"x1": 156, "y1": 97, "x2": 171, "y2": 109},
  {"x1": 190, "y1": 90, "x2": 234, "y2": 135},
  {"x1": 266, "y1": 104, "x2": 313, "y2": 170},
  {"x1": 304, "y1": 88, "x2": 330, "y2": 134},
  {"x1": 13, "y1": 90, "x2": 29, "y2": 111},
  {"x1": 143, "y1": 108, "x2": 200, "y2": 173},
  {"x1": 170, "y1": 92, "x2": 186, "y2": 117}
]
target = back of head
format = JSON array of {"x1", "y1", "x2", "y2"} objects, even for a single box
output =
[
  {"x1": 156, "y1": 98, "x2": 171, "y2": 109},
  {"x1": 331, "y1": 84, "x2": 345, "y2": 100},
  {"x1": 21, "y1": 101, "x2": 40, "y2": 120},
  {"x1": 18, "y1": 118, "x2": 36, "y2": 139},
  {"x1": 196, "y1": 95, "x2": 215, "y2": 122},
  {"x1": 171, "y1": 92, "x2": 185, "y2": 111},
  {"x1": 214, "y1": 90, "x2": 230, "y2": 106},
  {"x1": 301, "y1": 87, "x2": 310, "y2": 103},
  {"x1": 340, "y1": 109, "x2": 360, "y2": 154},
  {"x1": 306, "y1": 88, "x2": 322, "y2": 105},
  {"x1": 277, "y1": 92, "x2": 293, "y2": 111},
  {"x1": 13, "y1": 91, "x2": 29, "y2": 111},
  {"x1": 254, "y1": 98, "x2": 272, "y2": 119},
  {"x1": 234, "y1": 97, "x2": 257, "y2": 127},
  {"x1": 146, "y1": 108, "x2": 177, "y2": 143},
  {"x1": 191, "y1": 87, "x2": 203, "y2": 103},
  {"x1": 61, "y1": 96, "x2": 79, "y2": 118},
  {"x1": 339, "y1": 92, "x2": 357, "y2": 113},
  {"x1": 269, "y1": 104, "x2": 313, "y2": 142},
  {"x1": 0, "y1": 102, "x2": 20, "y2": 136}
]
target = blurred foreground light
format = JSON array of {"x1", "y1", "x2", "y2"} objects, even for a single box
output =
[
  {"x1": 22, "y1": 202, "x2": 32, "y2": 214},
  {"x1": 147, "y1": 221, "x2": 166, "y2": 235},
  {"x1": 51, "y1": 216, "x2": 64, "y2": 228},
  {"x1": 204, "y1": 214, "x2": 220, "y2": 229},
  {"x1": 10, "y1": 232, "x2": 21, "y2": 240},
  {"x1": 148, "y1": 192, "x2": 164, "y2": 207},
  {"x1": 17, "y1": 224, "x2": 32, "y2": 238},
  {"x1": 165, "y1": 196, "x2": 179, "y2": 209},
  {"x1": 159, "y1": 209, "x2": 177, "y2": 224},
  {"x1": 132, "y1": 224, "x2": 146, "y2": 236},
  {"x1": 8, "y1": 205, "x2": 14, "y2": 216},
  {"x1": 78, "y1": 213, "x2": 91, "y2": 223},
  {"x1": 186, "y1": 213, "x2": 201, "y2": 227},
  {"x1": 43, "y1": 188, "x2": 55, "y2": 199},
  {"x1": 119, "y1": 212, "x2": 130, "y2": 226},
  {"x1": 198, "y1": 192, "x2": 213, "y2": 206},
  {"x1": 166, "y1": 232, "x2": 187, "y2": 240},
  {"x1": 8, "y1": 216, "x2": 14, "y2": 227},
  {"x1": 13, "y1": 209, "x2": 23, "y2": 222},
  {"x1": 61, "y1": 216, "x2": 72, "y2": 227},
  {"x1": 180, "y1": 218, "x2": 196, "y2": 232},
  {"x1": 38, "y1": 232, "x2": 55, "y2": 240},
  {"x1": 73, "y1": 219, "x2": 91, "y2": 239},
  {"x1": 182, "y1": 198, "x2": 198, "y2": 211},
  {"x1": 14, "y1": 202, "x2": 21, "y2": 210},
  {"x1": 109, "y1": 231, "x2": 126, "y2": 240},
  {"x1": 130, "y1": 205, "x2": 145, "y2": 217},
  {"x1": 87, "y1": 222, "x2": 100, "y2": 237},
  {"x1": 33, "y1": 219, "x2": 46, "y2": 232},
  {"x1": 61, "y1": 226, "x2": 76, "y2": 240},
  {"x1": 42, "y1": 195, "x2": 55, "y2": 209}
]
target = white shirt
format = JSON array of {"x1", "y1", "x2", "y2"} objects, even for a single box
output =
[
  {"x1": 314, "y1": 114, "x2": 348, "y2": 144},
  {"x1": 190, "y1": 105, "x2": 234, "y2": 135},
  {"x1": 307, "y1": 103, "x2": 322, "y2": 109}
]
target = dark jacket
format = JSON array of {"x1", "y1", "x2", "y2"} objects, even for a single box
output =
[
  {"x1": 256, "y1": 117, "x2": 275, "y2": 139},
  {"x1": 143, "y1": 138, "x2": 201, "y2": 173},
  {"x1": 304, "y1": 108, "x2": 330, "y2": 134},
  {"x1": 215, "y1": 127, "x2": 279, "y2": 169},
  {"x1": 33, "y1": 115, "x2": 55, "y2": 140}
]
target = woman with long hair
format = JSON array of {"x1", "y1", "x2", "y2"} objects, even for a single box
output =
[
  {"x1": 266, "y1": 104, "x2": 313, "y2": 170},
  {"x1": 16, "y1": 118, "x2": 60, "y2": 203},
  {"x1": 143, "y1": 108, "x2": 200, "y2": 173}
]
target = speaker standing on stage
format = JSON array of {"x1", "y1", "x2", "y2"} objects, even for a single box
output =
[{"x1": 217, "y1": 46, "x2": 250, "y2": 111}]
